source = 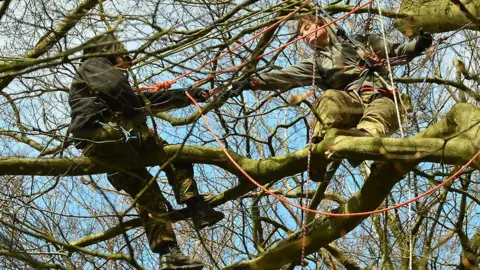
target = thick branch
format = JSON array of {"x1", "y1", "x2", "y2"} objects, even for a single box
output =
[
  {"x1": 395, "y1": 0, "x2": 480, "y2": 35},
  {"x1": 449, "y1": 0, "x2": 480, "y2": 26},
  {"x1": 223, "y1": 103, "x2": 480, "y2": 269},
  {"x1": 0, "y1": 137, "x2": 477, "y2": 177}
]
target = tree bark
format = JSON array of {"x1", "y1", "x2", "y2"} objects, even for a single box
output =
[
  {"x1": 395, "y1": 0, "x2": 480, "y2": 35},
  {"x1": 223, "y1": 103, "x2": 480, "y2": 270}
]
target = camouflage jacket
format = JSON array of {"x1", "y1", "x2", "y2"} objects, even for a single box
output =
[{"x1": 253, "y1": 22, "x2": 422, "y2": 94}]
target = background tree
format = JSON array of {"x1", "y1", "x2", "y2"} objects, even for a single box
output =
[{"x1": 0, "y1": 0, "x2": 479, "y2": 269}]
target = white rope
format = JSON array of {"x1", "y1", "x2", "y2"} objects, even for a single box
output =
[
  {"x1": 302, "y1": 5, "x2": 319, "y2": 269},
  {"x1": 376, "y1": 0, "x2": 404, "y2": 138},
  {"x1": 376, "y1": 1, "x2": 412, "y2": 269}
]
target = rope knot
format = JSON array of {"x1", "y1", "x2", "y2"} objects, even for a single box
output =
[
  {"x1": 138, "y1": 80, "x2": 174, "y2": 92},
  {"x1": 155, "y1": 80, "x2": 174, "y2": 91}
]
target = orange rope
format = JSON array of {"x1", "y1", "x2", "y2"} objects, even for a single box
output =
[
  {"x1": 185, "y1": 91, "x2": 480, "y2": 217},
  {"x1": 138, "y1": 0, "x2": 314, "y2": 92},
  {"x1": 140, "y1": 0, "x2": 373, "y2": 92},
  {"x1": 138, "y1": 80, "x2": 174, "y2": 92}
]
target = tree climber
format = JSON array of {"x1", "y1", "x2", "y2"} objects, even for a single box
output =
[
  {"x1": 68, "y1": 34, "x2": 223, "y2": 270},
  {"x1": 219, "y1": 14, "x2": 432, "y2": 182}
]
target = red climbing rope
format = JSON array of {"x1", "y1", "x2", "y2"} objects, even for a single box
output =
[
  {"x1": 138, "y1": 0, "x2": 314, "y2": 92},
  {"x1": 186, "y1": 90, "x2": 480, "y2": 217}
]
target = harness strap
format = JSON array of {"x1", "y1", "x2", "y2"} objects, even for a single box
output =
[{"x1": 347, "y1": 86, "x2": 395, "y2": 100}]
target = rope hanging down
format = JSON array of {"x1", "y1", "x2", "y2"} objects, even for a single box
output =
[
  {"x1": 301, "y1": 4, "x2": 320, "y2": 268},
  {"x1": 374, "y1": 1, "x2": 412, "y2": 268}
]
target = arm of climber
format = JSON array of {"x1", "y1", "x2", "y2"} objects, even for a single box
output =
[
  {"x1": 252, "y1": 58, "x2": 325, "y2": 91},
  {"x1": 141, "y1": 87, "x2": 209, "y2": 113},
  {"x1": 142, "y1": 89, "x2": 191, "y2": 112},
  {"x1": 361, "y1": 34, "x2": 431, "y2": 61}
]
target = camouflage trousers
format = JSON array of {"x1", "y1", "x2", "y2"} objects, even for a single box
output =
[
  {"x1": 310, "y1": 89, "x2": 399, "y2": 181},
  {"x1": 74, "y1": 124, "x2": 200, "y2": 252},
  {"x1": 312, "y1": 89, "x2": 399, "y2": 138}
]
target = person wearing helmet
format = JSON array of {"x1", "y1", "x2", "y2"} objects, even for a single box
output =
[
  {"x1": 69, "y1": 34, "x2": 222, "y2": 270},
  {"x1": 219, "y1": 14, "x2": 432, "y2": 182}
]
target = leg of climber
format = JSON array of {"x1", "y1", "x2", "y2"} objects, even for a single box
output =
[
  {"x1": 356, "y1": 95, "x2": 399, "y2": 137},
  {"x1": 163, "y1": 162, "x2": 224, "y2": 230},
  {"x1": 107, "y1": 168, "x2": 204, "y2": 270},
  {"x1": 107, "y1": 168, "x2": 175, "y2": 252},
  {"x1": 75, "y1": 125, "x2": 204, "y2": 270},
  {"x1": 345, "y1": 93, "x2": 399, "y2": 168},
  {"x1": 309, "y1": 90, "x2": 363, "y2": 182},
  {"x1": 135, "y1": 128, "x2": 224, "y2": 230}
]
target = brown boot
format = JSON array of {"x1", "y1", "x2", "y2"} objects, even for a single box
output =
[
  {"x1": 187, "y1": 198, "x2": 224, "y2": 230},
  {"x1": 160, "y1": 245, "x2": 204, "y2": 270},
  {"x1": 340, "y1": 128, "x2": 371, "y2": 168},
  {"x1": 330, "y1": 128, "x2": 371, "y2": 138}
]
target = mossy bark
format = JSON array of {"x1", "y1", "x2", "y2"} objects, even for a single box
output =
[
  {"x1": 395, "y1": 0, "x2": 480, "y2": 35},
  {"x1": 224, "y1": 103, "x2": 480, "y2": 270}
]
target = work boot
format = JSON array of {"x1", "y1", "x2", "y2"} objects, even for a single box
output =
[
  {"x1": 332, "y1": 128, "x2": 371, "y2": 138},
  {"x1": 187, "y1": 198, "x2": 225, "y2": 230},
  {"x1": 339, "y1": 128, "x2": 371, "y2": 168},
  {"x1": 160, "y1": 245, "x2": 204, "y2": 270},
  {"x1": 323, "y1": 128, "x2": 371, "y2": 167}
]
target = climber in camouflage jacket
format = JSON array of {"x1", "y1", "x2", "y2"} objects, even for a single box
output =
[
  {"x1": 69, "y1": 34, "x2": 224, "y2": 270},
  {"x1": 219, "y1": 14, "x2": 432, "y2": 181}
]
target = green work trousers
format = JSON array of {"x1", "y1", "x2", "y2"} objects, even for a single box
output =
[
  {"x1": 312, "y1": 89, "x2": 399, "y2": 138},
  {"x1": 310, "y1": 89, "x2": 399, "y2": 181}
]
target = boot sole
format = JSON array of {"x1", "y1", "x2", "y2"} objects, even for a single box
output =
[
  {"x1": 161, "y1": 263, "x2": 204, "y2": 270},
  {"x1": 195, "y1": 213, "x2": 225, "y2": 230}
]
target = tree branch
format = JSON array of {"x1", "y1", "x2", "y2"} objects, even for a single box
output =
[{"x1": 223, "y1": 103, "x2": 480, "y2": 269}]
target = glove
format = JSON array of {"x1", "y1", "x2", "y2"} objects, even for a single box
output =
[
  {"x1": 222, "y1": 79, "x2": 253, "y2": 99},
  {"x1": 415, "y1": 30, "x2": 433, "y2": 52},
  {"x1": 187, "y1": 86, "x2": 209, "y2": 102}
]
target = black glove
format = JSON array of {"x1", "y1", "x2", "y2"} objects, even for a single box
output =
[
  {"x1": 187, "y1": 86, "x2": 209, "y2": 102},
  {"x1": 415, "y1": 31, "x2": 433, "y2": 52},
  {"x1": 222, "y1": 79, "x2": 253, "y2": 99}
]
